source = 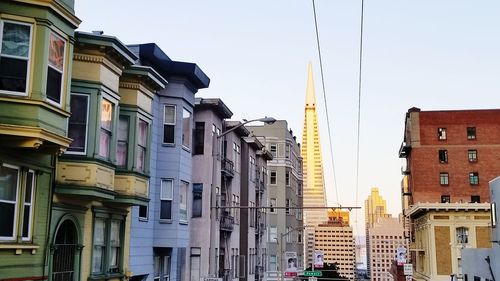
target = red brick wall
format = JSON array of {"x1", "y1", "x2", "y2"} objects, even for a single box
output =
[{"x1": 408, "y1": 109, "x2": 500, "y2": 204}]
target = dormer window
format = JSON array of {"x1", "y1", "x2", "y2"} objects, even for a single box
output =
[{"x1": 0, "y1": 20, "x2": 32, "y2": 95}]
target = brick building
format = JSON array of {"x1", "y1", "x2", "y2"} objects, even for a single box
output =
[{"x1": 399, "y1": 107, "x2": 500, "y2": 280}]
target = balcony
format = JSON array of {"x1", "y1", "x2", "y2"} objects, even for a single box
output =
[
  {"x1": 221, "y1": 158, "x2": 234, "y2": 178},
  {"x1": 220, "y1": 213, "x2": 234, "y2": 232}
]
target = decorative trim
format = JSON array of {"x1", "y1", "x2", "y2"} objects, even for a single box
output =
[
  {"x1": 0, "y1": 124, "x2": 71, "y2": 148},
  {"x1": 0, "y1": 96, "x2": 71, "y2": 117},
  {"x1": 16, "y1": 0, "x2": 81, "y2": 28},
  {"x1": 73, "y1": 53, "x2": 123, "y2": 76}
]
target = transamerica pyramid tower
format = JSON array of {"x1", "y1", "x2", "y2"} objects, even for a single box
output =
[{"x1": 301, "y1": 63, "x2": 328, "y2": 266}]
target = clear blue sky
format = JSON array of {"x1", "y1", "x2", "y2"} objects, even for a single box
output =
[{"x1": 76, "y1": 0, "x2": 500, "y2": 235}]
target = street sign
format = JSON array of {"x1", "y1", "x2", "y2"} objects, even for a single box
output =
[
  {"x1": 304, "y1": 271, "x2": 322, "y2": 277},
  {"x1": 403, "y1": 263, "x2": 413, "y2": 276},
  {"x1": 284, "y1": 272, "x2": 297, "y2": 277}
]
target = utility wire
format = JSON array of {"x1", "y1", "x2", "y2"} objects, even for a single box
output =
[
  {"x1": 354, "y1": 0, "x2": 365, "y2": 246},
  {"x1": 311, "y1": 0, "x2": 340, "y2": 206}
]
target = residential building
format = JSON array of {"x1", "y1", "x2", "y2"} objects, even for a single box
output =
[
  {"x1": 0, "y1": 0, "x2": 80, "y2": 279},
  {"x1": 399, "y1": 108, "x2": 500, "y2": 280},
  {"x1": 247, "y1": 120, "x2": 304, "y2": 281},
  {"x1": 301, "y1": 63, "x2": 328, "y2": 267},
  {"x1": 127, "y1": 43, "x2": 210, "y2": 281},
  {"x1": 461, "y1": 176, "x2": 500, "y2": 281},
  {"x1": 367, "y1": 217, "x2": 406, "y2": 281},
  {"x1": 53, "y1": 31, "x2": 162, "y2": 280},
  {"x1": 190, "y1": 97, "x2": 233, "y2": 280},
  {"x1": 364, "y1": 187, "x2": 391, "y2": 278},
  {"x1": 314, "y1": 210, "x2": 355, "y2": 280}
]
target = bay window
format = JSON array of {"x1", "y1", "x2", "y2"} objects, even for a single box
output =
[
  {"x1": 163, "y1": 105, "x2": 175, "y2": 144},
  {"x1": 160, "y1": 179, "x2": 173, "y2": 220},
  {"x1": 0, "y1": 20, "x2": 32, "y2": 95},
  {"x1": 0, "y1": 163, "x2": 35, "y2": 241},
  {"x1": 91, "y1": 213, "x2": 124, "y2": 276},
  {"x1": 67, "y1": 93, "x2": 89, "y2": 154},
  {"x1": 180, "y1": 181, "x2": 188, "y2": 222},
  {"x1": 116, "y1": 116, "x2": 129, "y2": 168},
  {"x1": 99, "y1": 98, "x2": 113, "y2": 159},
  {"x1": 182, "y1": 108, "x2": 191, "y2": 148},
  {"x1": 46, "y1": 32, "x2": 65, "y2": 105},
  {"x1": 136, "y1": 119, "x2": 148, "y2": 172}
]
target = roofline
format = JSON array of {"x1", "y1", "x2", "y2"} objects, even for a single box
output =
[
  {"x1": 123, "y1": 65, "x2": 167, "y2": 90},
  {"x1": 195, "y1": 98, "x2": 233, "y2": 119},
  {"x1": 224, "y1": 121, "x2": 250, "y2": 137},
  {"x1": 75, "y1": 31, "x2": 137, "y2": 64}
]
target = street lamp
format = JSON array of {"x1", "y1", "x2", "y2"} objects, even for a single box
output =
[
  {"x1": 278, "y1": 225, "x2": 310, "y2": 281},
  {"x1": 208, "y1": 117, "x2": 276, "y2": 277}
]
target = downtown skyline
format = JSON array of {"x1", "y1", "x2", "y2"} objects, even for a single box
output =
[{"x1": 75, "y1": 0, "x2": 500, "y2": 235}]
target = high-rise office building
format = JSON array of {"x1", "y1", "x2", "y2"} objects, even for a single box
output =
[
  {"x1": 301, "y1": 63, "x2": 328, "y2": 266},
  {"x1": 364, "y1": 187, "x2": 391, "y2": 277},
  {"x1": 314, "y1": 211, "x2": 355, "y2": 280}
]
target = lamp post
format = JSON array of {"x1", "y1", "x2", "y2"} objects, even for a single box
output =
[
  {"x1": 278, "y1": 225, "x2": 310, "y2": 281},
  {"x1": 208, "y1": 117, "x2": 276, "y2": 277}
]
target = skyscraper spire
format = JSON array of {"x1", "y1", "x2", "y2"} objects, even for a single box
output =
[{"x1": 301, "y1": 63, "x2": 328, "y2": 266}]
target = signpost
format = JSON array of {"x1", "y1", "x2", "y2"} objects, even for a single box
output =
[
  {"x1": 404, "y1": 263, "x2": 413, "y2": 276},
  {"x1": 304, "y1": 271, "x2": 322, "y2": 277}
]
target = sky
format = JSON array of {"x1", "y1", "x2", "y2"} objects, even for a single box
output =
[{"x1": 75, "y1": 0, "x2": 500, "y2": 236}]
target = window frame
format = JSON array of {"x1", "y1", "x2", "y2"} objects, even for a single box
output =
[
  {"x1": 136, "y1": 118, "x2": 148, "y2": 173},
  {"x1": 46, "y1": 31, "x2": 66, "y2": 107},
  {"x1": 66, "y1": 93, "x2": 90, "y2": 155},
  {"x1": 441, "y1": 195, "x2": 450, "y2": 203},
  {"x1": 163, "y1": 105, "x2": 176, "y2": 145},
  {"x1": 468, "y1": 150, "x2": 477, "y2": 163},
  {"x1": 0, "y1": 19, "x2": 33, "y2": 96},
  {"x1": 269, "y1": 198, "x2": 276, "y2": 213},
  {"x1": 98, "y1": 97, "x2": 114, "y2": 159},
  {"x1": 0, "y1": 163, "x2": 20, "y2": 241},
  {"x1": 181, "y1": 108, "x2": 192, "y2": 149},
  {"x1": 469, "y1": 172, "x2": 479, "y2": 185},
  {"x1": 467, "y1": 127, "x2": 476, "y2": 140},
  {"x1": 192, "y1": 183, "x2": 203, "y2": 218},
  {"x1": 270, "y1": 170, "x2": 277, "y2": 185},
  {"x1": 21, "y1": 169, "x2": 35, "y2": 241},
  {"x1": 160, "y1": 179, "x2": 174, "y2": 221},
  {"x1": 193, "y1": 122, "x2": 205, "y2": 155},
  {"x1": 116, "y1": 115, "x2": 129, "y2": 169},
  {"x1": 438, "y1": 127, "x2": 447, "y2": 140},
  {"x1": 91, "y1": 212, "x2": 125, "y2": 277},
  {"x1": 179, "y1": 181, "x2": 189, "y2": 223},
  {"x1": 470, "y1": 195, "x2": 480, "y2": 203},
  {"x1": 439, "y1": 172, "x2": 449, "y2": 186},
  {"x1": 438, "y1": 150, "x2": 448, "y2": 164}
]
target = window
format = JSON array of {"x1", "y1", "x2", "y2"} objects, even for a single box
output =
[
  {"x1": 469, "y1": 172, "x2": 479, "y2": 185},
  {"x1": 249, "y1": 201, "x2": 255, "y2": 227},
  {"x1": 439, "y1": 173, "x2": 449, "y2": 185},
  {"x1": 138, "y1": 204, "x2": 148, "y2": 220},
  {"x1": 136, "y1": 119, "x2": 148, "y2": 172},
  {"x1": 468, "y1": 150, "x2": 477, "y2": 162},
  {"x1": 269, "y1": 226, "x2": 277, "y2": 242},
  {"x1": 116, "y1": 116, "x2": 129, "y2": 168},
  {"x1": 233, "y1": 142, "x2": 240, "y2": 173},
  {"x1": 471, "y1": 195, "x2": 480, "y2": 203},
  {"x1": 180, "y1": 181, "x2": 188, "y2": 222},
  {"x1": 285, "y1": 171, "x2": 290, "y2": 186},
  {"x1": 467, "y1": 127, "x2": 476, "y2": 140},
  {"x1": 249, "y1": 157, "x2": 256, "y2": 181},
  {"x1": 190, "y1": 248, "x2": 201, "y2": 281},
  {"x1": 269, "y1": 255, "x2": 277, "y2": 271},
  {"x1": 441, "y1": 195, "x2": 450, "y2": 203},
  {"x1": 0, "y1": 20, "x2": 32, "y2": 95},
  {"x1": 491, "y1": 202, "x2": 497, "y2": 228},
  {"x1": 160, "y1": 179, "x2": 173, "y2": 220},
  {"x1": 297, "y1": 183, "x2": 302, "y2": 196},
  {"x1": 192, "y1": 183, "x2": 202, "y2": 218},
  {"x1": 286, "y1": 199, "x2": 290, "y2": 214},
  {"x1": 99, "y1": 98, "x2": 113, "y2": 159},
  {"x1": 270, "y1": 171, "x2": 277, "y2": 185},
  {"x1": 438, "y1": 150, "x2": 448, "y2": 163},
  {"x1": 0, "y1": 164, "x2": 35, "y2": 241},
  {"x1": 285, "y1": 144, "x2": 290, "y2": 159},
  {"x1": 163, "y1": 105, "x2": 176, "y2": 144},
  {"x1": 182, "y1": 108, "x2": 192, "y2": 148},
  {"x1": 193, "y1": 122, "x2": 205, "y2": 155},
  {"x1": 269, "y1": 198, "x2": 276, "y2": 213},
  {"x1": 270, "y1": 144, "x2": 277, "y2": 157},
  {"x1": 91, "y1": 214, "x2": 124, "y2": 275},
  {"x1": 67, "y1": 94, "x2": 89, "y2": 154},
  {"x1": 153, "y1": 253, "x2": 170, "y2": 281},
  {"x1": 46, "y1": 32, "x2": 65, "y2": 105},
  {"x1": 456, "y1": 227, "x2": 469, "y2": 244},
  {"x1": 298, "y1": 232, "x2": 302, "y2": 243},
  {"x1": 438, "y1": 128, "x2": 447, "y2": 140}
]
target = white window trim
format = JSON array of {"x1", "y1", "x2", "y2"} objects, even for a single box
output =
[
  {"x1": 160, "y1": 179, "x2": 174, "y2": 220},
  {"x1": 181, "y1": 107, "x2": 192, "y2": 150},
  {"x1": 0, "y1": 163, "x2": 20, "y2": 241},
  {"x1": 0, "y1": 20, "x2": 33, "y2": 97},
  {"x1": 66, "y1": 93, "x2": 90, "y2": 155},
  {"x1": 136, "y1": 118, "x2": 149, "y2": 172},
  {"x1": 46, "y1": 31, "x2": 66, "y2": 107},
  {"x1": 21, "y1": 169, "x2": 35, "y2": 241},
  {"x1": 163, "y1": 104, "x2": 176, "y2": 145},
  {"x1": 179, "y1": 180, "x2": 189, "y2": 223}
]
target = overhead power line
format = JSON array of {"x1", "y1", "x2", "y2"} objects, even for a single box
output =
[{"x1": 311, "y1": 0, "x2": 340, "y2": 206}]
